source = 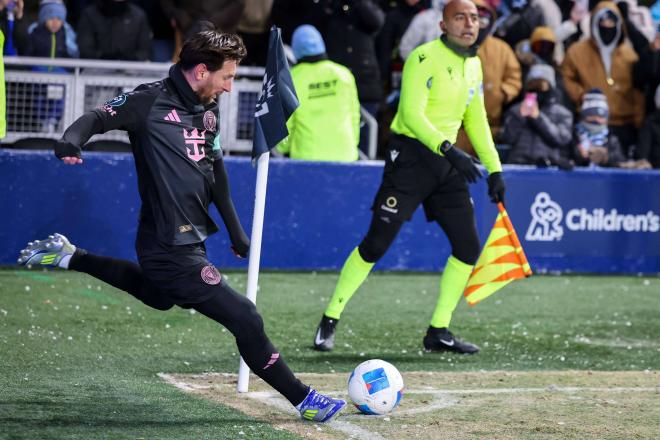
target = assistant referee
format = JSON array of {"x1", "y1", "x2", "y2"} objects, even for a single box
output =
[{"x1": 313, "y1": 0, "x2": 506, "y2": 354}]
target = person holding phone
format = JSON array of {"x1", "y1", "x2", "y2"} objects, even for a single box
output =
[{"x1": 500, "y1": 63, "x2": 574, "y2": 169}]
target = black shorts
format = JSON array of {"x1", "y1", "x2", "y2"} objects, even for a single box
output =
[
  {"x1": 135, "y1": 223, "x2": 225, "y2": 306},
  {"x1": 372, "y1": 134, "x2": 473, "y2": 222}
]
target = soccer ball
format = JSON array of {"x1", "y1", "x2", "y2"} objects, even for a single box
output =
[{"x1": 347, "y1": 359, "x2": 404, "y2": 415}]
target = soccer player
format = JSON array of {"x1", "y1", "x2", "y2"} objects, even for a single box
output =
[
  {"x1": 313, "y1": 0, "x2": 506, "y2": 354},
  {"x1": 18, "y1": 30, "x2": 345, "y2": 423}
]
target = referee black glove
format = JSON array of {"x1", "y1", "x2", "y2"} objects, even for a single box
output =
[
  {"x1": 54, "y1": 140, "x2": 82, "y2": 160},
  {"x1": 439, "y1": 141, "x2": 483, "y2": 184},
  {"x1": 487, "y1": 171, "x2": 506, "y2": 204}
]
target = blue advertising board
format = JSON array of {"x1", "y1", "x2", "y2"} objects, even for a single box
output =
[{"x1": 1, "y1": 150, "x2": 658, "y2": 274}]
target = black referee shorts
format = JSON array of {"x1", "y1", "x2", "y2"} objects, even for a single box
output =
[{"x1": 372, "y1": 134, "x2": 474, "y2": 223}]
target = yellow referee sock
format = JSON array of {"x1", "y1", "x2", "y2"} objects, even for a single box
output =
[
  {"x1": 430, "y1": 255, "x2": 474, "y2": 328},
  {"x1": 324, "y1": 247, "x2": 374, "y2": 320}
]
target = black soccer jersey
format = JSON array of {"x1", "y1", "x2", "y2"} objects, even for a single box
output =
[{"x1": 67, "y1": 65, "x2": 225, "y2": 245}]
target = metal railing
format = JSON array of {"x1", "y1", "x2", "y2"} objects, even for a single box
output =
[{"x1": 3, "y1": 56, "x2": 378, "y2": 158}]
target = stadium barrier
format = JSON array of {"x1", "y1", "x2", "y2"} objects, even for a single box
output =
[
  {"x1": 2, "y1": 57, "x2": 378, "y2": 158},
  {"x1": 2, "y1": 150, "x2": 658, "y2": 274}
]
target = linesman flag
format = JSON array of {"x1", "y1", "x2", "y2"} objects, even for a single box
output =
[
  {"x1": 252, "y1": 26, "x2": 299, "y2": 158},
  {"x1": 464, "y1": 203, "x2": 532, "y2": 306}
]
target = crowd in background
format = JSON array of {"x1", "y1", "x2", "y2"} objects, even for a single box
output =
[{"x1": 1, "y1": 0, "x2": 659, "y2": 169}]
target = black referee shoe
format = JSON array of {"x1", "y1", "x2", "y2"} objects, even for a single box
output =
[
  {"x1": 313, "y1": 315, "x2": 338, "y2": 351},
  {"x1": 423, "y1": 326, "x2": 479, "y2": 355}
]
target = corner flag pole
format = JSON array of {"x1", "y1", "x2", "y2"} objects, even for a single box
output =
[
  {"x1": 236, "y1": 26, "x2": 298, "y2": 393},
  {"x1": 237, "y1": 151, "x2": 269, "y2": 393}
]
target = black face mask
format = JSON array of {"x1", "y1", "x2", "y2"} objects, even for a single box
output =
[
  {"x1": 532, "y1": 41, "x2": 555, "y2": 64},
  {"x1": 598, "y1": 25, "x2": 617, "y2": 45}
]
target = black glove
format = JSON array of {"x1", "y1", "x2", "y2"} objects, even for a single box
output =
[
  {"x1": 54, "y1": 140, "x2": 82, "y2": 160},
  {"x1": 231, "y1": 236, "x2": 250, "y2": 259},
  {"x1": 439, "y1": 141, "x2": 483, "y2": 183},
  {"x1": 487, "y1": 171, "x2": 506, "y2": 204}
]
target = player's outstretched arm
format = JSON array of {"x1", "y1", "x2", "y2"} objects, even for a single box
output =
[
  {"x1": 211, "y1": 158, "x2": 250, "y2": 258},
  {"x1": 55, "y1": 112, "x2": 104, "y2": 165}
]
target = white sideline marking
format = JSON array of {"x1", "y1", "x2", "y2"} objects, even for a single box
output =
[{"x1": 159, "y1": 373, "x2": 658, "y2": 440}]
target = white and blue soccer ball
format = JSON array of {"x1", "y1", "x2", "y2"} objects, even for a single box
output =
[{"x1": 348, "y1": 359, "x2": 404, "y2": 415}]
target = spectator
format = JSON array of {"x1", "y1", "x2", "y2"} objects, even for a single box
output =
[
  {"x1": 398, "y1": 0, "x2": 444, "y2": 59},
  {"x1": 616, "y1": 0, "x2": 655, "y2": 43},
  {"x1": 0, "y1": 29, "x2": 5, "y2": 140},
  {"x1": 376, "y1": 0, "x2": 427, "y2": 88},
  {"x1": 325, "y1": 0, "x2": 385, "y2": 118},
  {"x1": 500, "y1": 64, "x2": 574, "y2": 168},
  {"x1": 26, "y1": 0, "x2": 78, "y2": 133},
  {"x1": 237, "y1": 0, "x2": 274, "y2": 66},
  {"x1": 532, "y1": 0, "x2": 586, "y2": 63},
  {"x1": 77, "y1": 0, "x2": 152, "y2": 61},
  {"x1": 561, "y1": 1, "x2": 644, "y2": 158},
  {"x1": 162, "y1": 0, "x2": 245, "y2": 43},
  {"x1": 277, "y1": 25, "x2": 360, "y2": 162},
  {"x1": 523, "y1": 26, "x2": 574, "y2": 111},
  {"x1": 270, "y1": 0, "x2": 328, "y2": 43},
  {"x1": 26, "y1": 0, "x2": 78, "y2": 63},
  {"x1": 571, "y1": 88, "x2": 630, "y2": 167},
  {"x1": 457, "y1": 0, "x2": 522, "y2": 154},
  {"x1": 494, "y1": 0, "x2": 546, "y2": 49},
  {"x1": 633, "y1": 29, "x2": 660, "y2": 114},
  {"x1": 475, "y1": 0, "x2": 522, "y2": 140},
  {"x1": 325, "y1": 0, "x2": 385, "y2": 157},
  {"x1": 135, "y1": 0, "x2": 175, "y2": 62},
  {"x1": 1, "y1": 0, "x2": 29, "y2": 55},
  {"x1": 637, "y1": 85, "x2": 660, "y2": 168}
]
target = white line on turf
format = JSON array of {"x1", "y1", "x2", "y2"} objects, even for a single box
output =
[{"x1": 158, "y1": 373, "x2": 658, "y2": 440}]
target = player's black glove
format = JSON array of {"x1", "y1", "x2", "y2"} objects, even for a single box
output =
[
  {"x1": 231, "y1": 236, "x2": 250, "y2": 259},
  {"x1": 54, "y1": 140, "x2": 82, "y2": 160},
  {"x1": 439, "y1": 141, "x2": 483, "y2": 183},
  {"x1": 487, "y1": 171, "x2": 506, "y2": 204}
]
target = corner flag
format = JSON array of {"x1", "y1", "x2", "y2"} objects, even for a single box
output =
[
  {"x1": 238, "y1": 26, "x2": 298, "y2": 393},
  {"x1": 252, "y1": 26, "x2": 299, "y2": 158},
  {"x1": 463, "y1": 203, "x2": 532, "y2": 306}
]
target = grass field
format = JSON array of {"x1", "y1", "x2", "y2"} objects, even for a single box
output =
[{"x1": 1, "y1": 268, "x2": 658, "y2": 439}]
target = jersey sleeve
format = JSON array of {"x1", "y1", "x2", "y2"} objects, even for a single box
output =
[
  {"x1": 91, "y1": 91, "x2": 150, "y2": 134},
  {"x1": 397, "y1": 47, "x2": 449, "y2": 152},
  {"x1": 462, "y1": 61, "x2": 502, "y2": 174}
]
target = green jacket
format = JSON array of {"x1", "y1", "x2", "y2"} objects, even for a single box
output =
[
  {"x1": 0, "y1": 30, "x2": 5, "y2": 139},
  {"x1": 391, "y1": 38, "x2": 502, "y2": 173},
  {"x1": 277, "y1": 59, "x2": 360, "y2": 162}
]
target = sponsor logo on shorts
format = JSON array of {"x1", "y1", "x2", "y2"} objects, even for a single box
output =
[
  {"x1": 380, "y1": 196, "x2": 399, "y2": 214},
  {"x1": 200, "y1": 265, "x2": 221, "y2": 285},
  {"x1": 203, "y1": 111, "x2": 217, "y2": 132},
  {"x1": 178, "y1": 224, "x2": 192, "y2": 233}
]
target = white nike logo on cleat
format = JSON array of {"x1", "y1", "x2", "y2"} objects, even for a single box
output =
[
  {"x1": 315, "y1": 328, "x2": 325, "y2": 346},
  {"x1": 439, "y1": 339, "x2": 455, "y2": 346}
]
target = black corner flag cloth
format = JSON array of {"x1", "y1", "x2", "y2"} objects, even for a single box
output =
[{"x1": 252, "y1": 26, "x2": 299, "y2": 159}]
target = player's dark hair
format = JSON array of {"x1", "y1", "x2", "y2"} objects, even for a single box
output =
[{"x1": 179, "y1": 31, "x2": 247, "y2": 72}]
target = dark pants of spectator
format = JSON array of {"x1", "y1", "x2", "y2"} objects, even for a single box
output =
[{"x1": 609, "y1": 124, "x2": 638, "y2": 159}]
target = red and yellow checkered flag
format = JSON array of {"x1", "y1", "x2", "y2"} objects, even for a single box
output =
[{"x1": 464, "y1": 203, "x2": 532, "y2": 306}]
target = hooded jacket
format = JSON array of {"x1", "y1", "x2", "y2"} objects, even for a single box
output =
[
  {"x1": 500, "y1": 65, "x2": 573, "y2": 166},
  {"x1": 561, "y1": 1, "x2": 644, "y2": 127}
]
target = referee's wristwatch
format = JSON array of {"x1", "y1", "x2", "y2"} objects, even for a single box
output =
[{"x1": 438, "y1": 140, "x2": 453, "y2": 155}]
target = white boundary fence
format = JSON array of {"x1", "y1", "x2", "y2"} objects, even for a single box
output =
[{"x1": 3, "y1": 56, "x2": 377, "y2": 158}]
